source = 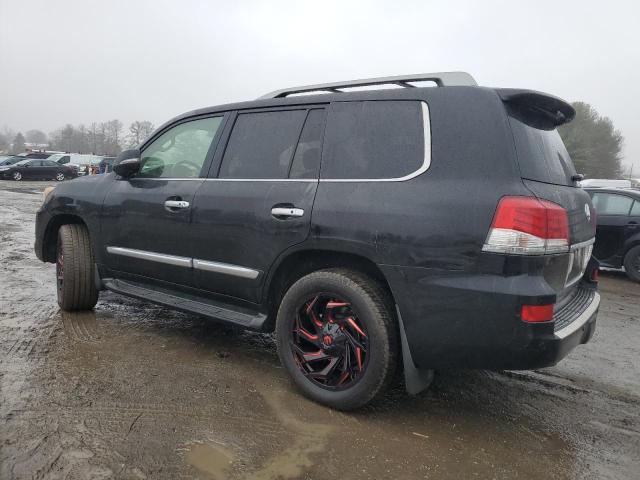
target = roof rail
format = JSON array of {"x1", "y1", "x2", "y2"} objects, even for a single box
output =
[{"x1": 258, "y1": 72, "x2": 477, "y2": 99}]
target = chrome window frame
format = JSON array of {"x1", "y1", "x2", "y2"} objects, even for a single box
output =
[{"x1": 134, "y1": 101, "x2": 432, "y2": 184}]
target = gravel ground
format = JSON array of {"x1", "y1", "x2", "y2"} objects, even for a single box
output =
[{"x1": 1, "y1": 179, "x2": 639, "y2": 480}]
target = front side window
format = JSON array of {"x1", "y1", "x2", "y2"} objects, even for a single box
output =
[
  {"x1": 591, "y1": 193, "x2": 633, "y2": 216},
  {"x1": 219, "y1": 110, "x2": 307, "y2": 179},
  {"x1": 139, "y1": 117, "x2": 222, "y2": 178},
  {"x1": 321, "y1": 101, "x2": 425, "y2": 179}
]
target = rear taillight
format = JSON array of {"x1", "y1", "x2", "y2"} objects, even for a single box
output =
[{"x1": 482, "y1": 196, "x2": 569, "y2": 255}]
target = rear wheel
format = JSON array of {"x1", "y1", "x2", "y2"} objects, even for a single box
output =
[
  {"x1": 55, "y1": 172, "x2": 65, "y2": 181},
  {"x1": 12, "y1": 171, "x2": 22, "y2": 181},
  {"x1": 56, "y1": 224, "x2": 99, "y2": 310},
  {"x1": 275, "y1": 269, "x2": 398, "y2": 410},
  {"x1": 623, "y1": 245, "x2": 640, "y2": 282}
]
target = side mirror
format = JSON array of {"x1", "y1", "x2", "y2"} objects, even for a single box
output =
[
  {"x1": 114, "y1": 149, "x2": 142, "y2": 178},
  {"x1": 114, "y1": 158, "x2": 141, "y2": 178}
]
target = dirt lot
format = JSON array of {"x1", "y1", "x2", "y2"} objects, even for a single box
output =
[{"x1": 1, "y1": 179, "x2": 639, "y2": 480}]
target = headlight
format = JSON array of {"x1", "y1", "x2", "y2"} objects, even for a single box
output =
[{"x1": 42, "y1": 186, "x2": 56, "y2": 204}]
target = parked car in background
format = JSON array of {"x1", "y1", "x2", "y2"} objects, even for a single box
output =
[
  {"x1": 0, "y1": 159, "x2": 77, "y2": 181},
  {"x1": 99, "y1": 156, "x2": 116, "y2": 173},
  {"x1": 0, "y1": 156, "x2": 26, "y2": 167},
  {"x1": 35, "y1": 72, "x2": 600, "y2": 410},
  {"x1": 49, "y1": 153, "x2": 103, "y2": 176},
  {"x1": 581, "y1": 179, "x2": 632, "y2": 189},
  {"x1": 585, "y1": 187, "x2": 640, "y2": 281}
]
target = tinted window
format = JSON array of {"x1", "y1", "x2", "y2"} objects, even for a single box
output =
[
  {"x1": 58, "y1": 155, "x2": 70, "y2": 164},
  {"x1": 289, "y1": 109, "x2": 326, "y2": 179},
  {"x1": 43, "y1": 160, "x2": 59, "y2": 167},
  {"x1": 219, "y1": 110, "x2": 307, "y2": 179},
  {"x1": 509, "y1": 117, "x2": 577, "y2": 186},
  {"x1": 631, "y1": 201, "x2": 640, "y2": 217},
  {"x1": 591, "y1": 193, "x2": 633, "y2": 215},
  {"x1": 139, "y1": 117, "x2": 222, "y2": 178},
  {"x1": 321, "y1": 101, "x2": 424, "y2": 179}
]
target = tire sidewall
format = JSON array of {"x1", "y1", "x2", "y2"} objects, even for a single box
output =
[
  {"x1": 624, "y1": 246, "x2": 640, "y2": 282},
  {"x1": 276, "y1": 271, "x2": 393, "y2": 409}
]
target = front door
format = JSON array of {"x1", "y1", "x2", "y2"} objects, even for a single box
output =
[
  {"x1": 190, "y1": 107, "x2": 327, "y2": 303},
  {"x1": 99, "y1": 115, "x2": 226, "y2": 287}
]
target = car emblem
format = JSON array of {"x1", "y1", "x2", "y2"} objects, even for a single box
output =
[{"x1": 584, "y1": 204, "x2": 591, "y2": 222}]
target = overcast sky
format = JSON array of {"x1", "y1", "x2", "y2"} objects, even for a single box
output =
[{"x1": 1, "y1": 0, "x2": 638, "y2": 171}]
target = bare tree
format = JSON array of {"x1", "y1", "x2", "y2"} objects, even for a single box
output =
[
  {"x1": 127, "y1": 121, "x2": 155, "y2": 148},
  {"x1": 12, "y1": 132, "x2": 26, "y2": 153},
  {"x1": 25, "y1": 129, "x2": 48, "y2": 145}
]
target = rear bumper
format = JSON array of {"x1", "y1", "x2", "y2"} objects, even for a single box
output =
[{"x1": 380, "y1": 263, "x2": 599, "y2": 370}]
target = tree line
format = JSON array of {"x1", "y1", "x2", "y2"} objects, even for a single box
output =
[{"x1": 0, "y1": 120, "x2": 155, "y2": 156}]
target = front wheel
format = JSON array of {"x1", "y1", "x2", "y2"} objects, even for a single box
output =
[
  {"x1": 55, "y1": 172, "x2": 65, "y2": 181},
  {"x1": 12, "y1": 171, "x2": 22, "y2": 181},
  {"x1": 56, "y1": 224, "x2": 99, "y2": 310},
  {"x1": 623, "y1": 245, "x2": 640, "y2": 282},
  {"x1": 275, "y1": 269, "x2": 398, "y2": 410}
]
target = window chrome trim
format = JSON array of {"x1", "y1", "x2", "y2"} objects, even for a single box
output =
[
  {"x1": 318, "y1": 101, "x2": 432, "y2": 183},
  {"x1": 129, "y1": 102, "x2": 431, "y2": 183},
  {"x1": 192, "y1": 259, "x2": 260, "y2": 279},
  {"x1": 106, "y1": 246, "x2": 192, "y2": 267}
]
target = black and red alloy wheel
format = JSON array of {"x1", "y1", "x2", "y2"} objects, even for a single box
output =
[{"x1": 290, "y1": 294, "x2": 369, "y2": 390}]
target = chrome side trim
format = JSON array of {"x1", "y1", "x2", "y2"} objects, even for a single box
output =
[
  {"x1": 106, "y1": 247, "x2": 192, "y2": 268},
  {"x1": 192, "y1": 259, "x2": 260, "y2": 279},
  {"x1": 555, "y1": 292, "x2": 600, "y2": 340},
  {"x1": 318, "y1": 101, "x2": 432, "y2": 183}
]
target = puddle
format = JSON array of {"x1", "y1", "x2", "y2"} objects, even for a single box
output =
[{"x1": 186, "y1": 443, "x2": 234, "y2": 480}]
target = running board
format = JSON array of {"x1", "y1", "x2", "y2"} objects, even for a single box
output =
[{"x1": 102, "y1": 278, "x2": 268, "y2": 330}]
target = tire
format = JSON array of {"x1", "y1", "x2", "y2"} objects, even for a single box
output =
[
  {"x1": 623, "y1": 245, "x2": 640, "y2": 282},
  {"x1": 275, "y1": 268, "x2": 398, "y2": 410},
  {"x1": 12, "y1": 171, "x2": 22, "y2": 181},
  {"x1": 55, "y1": 172, "x2": 65, "y2": 181},
  {"x1": 56, "y1": 224, "x2": 99, "y2": 311}
]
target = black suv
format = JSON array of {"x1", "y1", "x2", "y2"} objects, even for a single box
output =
[
  {"x1": 35, "y1": 73, "x2": 600, "y2": 410},
  {"x1": 585, "y1": 187, "x2": 640, "y2": 281}
]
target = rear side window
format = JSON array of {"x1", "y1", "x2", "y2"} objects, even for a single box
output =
[
  {"x1": 219, "y1": 110, "x2": 307, "y2": 179},
  {"x1": 509, "y1": 117, "x2": 577, "y2": 186},
  {"x1": 321, "y1": 101, "x2": 425, "y2": 179},
  {"x1": 591, "y1": 193, "x2": 633, "y2": 216}
]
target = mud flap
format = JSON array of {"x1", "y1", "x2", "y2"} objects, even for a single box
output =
[{"x1": 396, "y1": 306, "x2": 434, "y2": 395}]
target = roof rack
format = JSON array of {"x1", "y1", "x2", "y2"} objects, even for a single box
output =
[{"x1": 258, "y1": 72, "x2": 477, "y2": 99}]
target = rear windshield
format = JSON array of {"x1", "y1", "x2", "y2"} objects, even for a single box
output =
[{"x1": 508, "y1": 116, "x2": 577, "y2": 186}]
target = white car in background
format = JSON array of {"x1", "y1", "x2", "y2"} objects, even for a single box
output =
[{"x1": 48, "y1": 153, "x2": 103, "y2": 175}]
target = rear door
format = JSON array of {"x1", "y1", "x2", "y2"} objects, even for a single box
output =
[
  {"x1": 590, "y1": 191, "x2": 635, "y2": 266},
  {"x1": 190, "y1": 106, "x2": 326, "y2": 302}
]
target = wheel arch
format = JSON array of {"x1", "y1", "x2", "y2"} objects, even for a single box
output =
[
  {"x1": 262, "y1": 248, "x2": 395, "y2": 332},
  {"x1": 42, "y1": 214, "x2": 88, "y2": 263}
]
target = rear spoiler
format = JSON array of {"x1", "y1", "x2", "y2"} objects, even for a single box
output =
[{"x1": 496, "y1": 88, "x2": 575, "y2": 129}]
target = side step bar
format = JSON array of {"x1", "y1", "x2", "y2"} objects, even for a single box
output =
[{"x1": 102, "y1": 278, "x2": 268, "y2": 330}]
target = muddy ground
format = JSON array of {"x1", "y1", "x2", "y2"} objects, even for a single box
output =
[{"x1": 0, "y1": 179, "x2": 639, "y2": 480}]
